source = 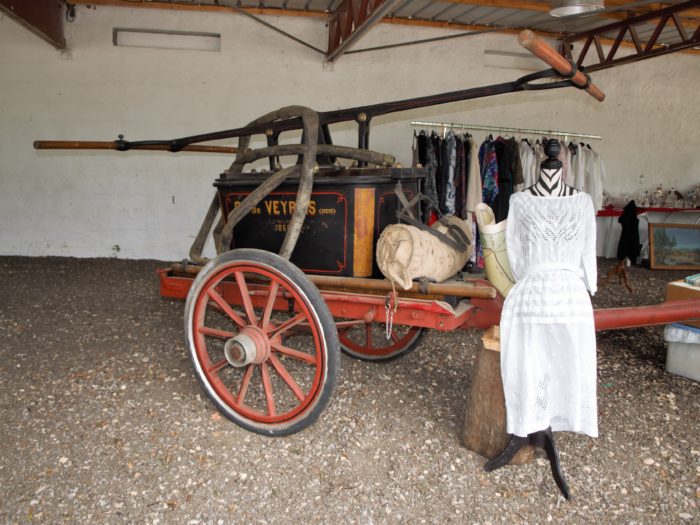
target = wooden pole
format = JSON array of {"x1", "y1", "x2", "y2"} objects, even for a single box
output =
[
  {"x1": 519, "y1": 29, "x2": 606, "y2": 102},
  {"x1": 33, "y1": 140, "x2": 237, "y2": 154},
  {"x1": 170, "y1": 263, "x2": 497, "y2": 299}
]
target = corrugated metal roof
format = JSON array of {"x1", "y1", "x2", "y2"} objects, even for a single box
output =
[{"x1": 85, "y1": 0, "x2": 700, "y2": 56}]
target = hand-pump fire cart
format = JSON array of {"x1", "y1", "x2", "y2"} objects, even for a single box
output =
[{"x1": 35, "y1": 31, "x2": 700, "y2": 437}]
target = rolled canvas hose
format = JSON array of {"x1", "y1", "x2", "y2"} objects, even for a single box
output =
[{"x1": 376, "y1": 216, "x2": 474, "y2": 290}]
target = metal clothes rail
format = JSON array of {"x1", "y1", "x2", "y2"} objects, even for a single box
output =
[{"x1": 410, "y1": 120, "x2": 603, "y2": 141}]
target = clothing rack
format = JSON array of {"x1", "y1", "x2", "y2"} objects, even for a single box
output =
[{"x1": 410, "y1": 121, "x2": 603, "y2": 142}]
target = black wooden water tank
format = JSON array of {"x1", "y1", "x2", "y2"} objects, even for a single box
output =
[{"x1": 215, "y1": 167, "x2": 426, "y2": 277}]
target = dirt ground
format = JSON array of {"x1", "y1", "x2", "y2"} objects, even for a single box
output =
[{"x1": 0, "y1": 256, "x2": 698, "y2": 524}]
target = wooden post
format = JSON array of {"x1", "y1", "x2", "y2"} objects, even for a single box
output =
[{"x1": 462, "y1": 326, "x2": 534, "y2": 464}]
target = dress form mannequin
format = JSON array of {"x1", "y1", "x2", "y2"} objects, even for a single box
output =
[
  {"x1": 484, "y1": 139, "x2": 576, "y2": 500},
  {"x1": 527, "y1": 140, "x2": 578, "y2": 197}
]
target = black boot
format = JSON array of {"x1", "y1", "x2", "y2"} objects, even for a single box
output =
[
  {"x1": 483, "y1": 434, "x2": 529, "y2": 472},
  {"x1": 484, "y1": 427, "x2": 571, "y2": 500}
]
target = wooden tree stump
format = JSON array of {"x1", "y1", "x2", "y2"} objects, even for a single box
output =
[{"x1": 462, "y1": 326, "x2": 534, "y2": 464}]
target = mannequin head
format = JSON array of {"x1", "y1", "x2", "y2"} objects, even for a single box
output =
[{"x1": 541, "y1": 139, "x2": 562, "y2": 171}]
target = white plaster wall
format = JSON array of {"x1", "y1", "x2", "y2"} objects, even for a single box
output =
[{"x1": 1, "y1": 6, "x2": 698, "y2": 260}]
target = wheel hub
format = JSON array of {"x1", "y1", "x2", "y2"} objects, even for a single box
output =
[{"x1": 224, "y1": 326, "x2": 270, "y2": 367}]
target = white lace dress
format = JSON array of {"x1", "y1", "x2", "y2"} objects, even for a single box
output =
[{"x1": 500, "y1": 191, "x2": 598, "y2": 438}]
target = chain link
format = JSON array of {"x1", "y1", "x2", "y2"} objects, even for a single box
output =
[
  {"x1": 385, "y1": 295, "x2": 394, "y2": 340},
  {"x1": 385, "y1": 281, "x2": 399, "y2": 340}
]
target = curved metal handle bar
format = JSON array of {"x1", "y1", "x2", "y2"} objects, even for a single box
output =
[
  {"x1": 121, "y1": 67, "x2": 593, "y2": 153},
  {"x1": 230, "y1": 144, "x2": 394, "y2": 169},
  {"x1": 196, "y1": 106, "x2": 321, "y2": 265}
]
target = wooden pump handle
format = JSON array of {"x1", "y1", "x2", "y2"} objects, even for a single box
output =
[
  {"x1": 518, "y1": 30, "x2": 605, "y2": 102},
  {"x1": 33, "y1": 140, "x2": 237, "y2": 154}
]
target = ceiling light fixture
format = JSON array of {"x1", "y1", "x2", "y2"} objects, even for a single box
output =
[
  {"x1": 113, "y1": 28, "x2": 221, "y2": 51},
  {"x1": 549, "y1": 0, "x2": 605, "y2": 17}
]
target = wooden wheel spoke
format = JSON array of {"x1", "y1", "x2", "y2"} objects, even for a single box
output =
[
  {"x1": 268, "y1": 354, "x2": 306, "y2": 401},
  {"x1": 390, "y1": 330, "x2": 400, "y2": 343},
  {"x1": 236, "y1": 365, "x2": 254, "y2": 405},
  {"x1": 269, "y1": 312, "x2": 306, "y2": 338},
  {"x1": 260, "y1": 281, "x2": 280, "y2": 331},
  {"x1": 271, "y1": 342, "x2": 316, "y2": 364},
  {"x1": 207, "y1": 288, "x2": 247, "y2": 328},
  {"x1": 207, "y1": 358, "x2": 229, "y2": 374},
  {"x1": 260, "y1": 363, "x2": 276, "y2": 417},
  {"x1": 365, "y1": 323, "x2": 373, "y2": 350},
  {"x1": 234, "y1": 271, "x2": 258, "y2": 325},
  {"x1": 198, "y1": 326, "x2": 235, "y2": 339}
]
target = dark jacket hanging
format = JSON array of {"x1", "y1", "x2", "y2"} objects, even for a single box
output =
[{"x1": 617, "y1": 200, "x2": 642, "y2": 263}]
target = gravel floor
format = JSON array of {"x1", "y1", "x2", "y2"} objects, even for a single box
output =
[{"x1": 0, "y1": 256, "x2": 698, "y2": 524}]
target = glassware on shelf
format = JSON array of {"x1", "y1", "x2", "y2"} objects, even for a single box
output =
[
  {"x1": 652, "y1": 185, "x2": 664, "y2": 207},
  {"x1": 637, "y1": 174, "x2": 645, "y2": 204},
  {"x1": 640, "y1": 191, "x2": 650, "y2": 208},
  {"x1": 602, "y1": 190, "x2": 613, "y2": 208},
  {"x1": 666, "y1": 187, "x2": 682, "y2": 208},
  {"x1": 672, "y1": 188, "x2": 684, "y2": 208},
  {"x1": 689, "y1": 185, "x2": 700, "y2": 208}
]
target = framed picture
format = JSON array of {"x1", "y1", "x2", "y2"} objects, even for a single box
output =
[{"x1": 649, "y1": 223, "x2": 700, "y2": 270}]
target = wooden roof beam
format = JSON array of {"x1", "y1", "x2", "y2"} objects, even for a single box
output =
[
  {"x1": 327, "y1": 0, "x2": 406, "y2": 60},
  {"x1": 70, "y1": 0, "x2": 327, "y2": 19},
  {"x1": 0, "y1": 0, "x2": 66, "y2": 49}
]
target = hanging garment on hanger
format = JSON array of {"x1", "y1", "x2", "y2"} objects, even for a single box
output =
[
  {"x1": 519, "y1": 139, "x2": 538, "y2": 189},
  {"x1": 479, "y1": 136, "x2": 499, "y2": 207},
  {"x1": 455, "y1": 136, "x2": 468, "y2": 219},
  {"x1": 438, "y1": 135, "x2": 449, "y2": 213},
  {"x1": 557, "y1": 140, "x2": 574, "y2": 186},
  {"x1": 465, "y1": 137, "x2": 483, "y2": 272},
  {"x1": 585, "y1": 147, "x2": 606, "y2": 211},
  {"x1": 416, "y1": 130, "x2": 429, "y2": 167},
  {"x1": 412, "y1": 131, "x2": 420, "y2": 168},
  {"x1": 510, "y1": 137, "x2": 525, "y2": 194},
  {"x1": 444, "y1": 131, "x2": 458, "y2": 215},
  {"x1": 509, "y1": 137, "x2": 525, "y2": 190},
  {"x1": 431, "y1": 133, "x2": 445, "y2": 217},
  {"x1": 535, "y1": 140, "x2": 547, "y2": 176},
  {"x1": 571, "y1": 142, "x2": 587, "y2": 191},
  {"x1": 466, "y1": 138, "x2": 483, "y2": 214},
  {"x1": 492, "y1": 137, "x2": 523, "y2": 223},
  {"x1": 416, "y1": 131, "x2": 439, "y2": 221}
]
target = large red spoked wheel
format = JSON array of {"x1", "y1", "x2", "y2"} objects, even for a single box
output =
[
  {"x1": 338, "y1": 323, "x2": 425, "y2": 361},
  {"x1": 185, "y1": 249, "x2": 339, "y2": 436}
]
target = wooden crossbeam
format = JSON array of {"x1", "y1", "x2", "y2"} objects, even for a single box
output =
[{"x1": 326, "y1": 0, "x2": 405, "y2": 61}]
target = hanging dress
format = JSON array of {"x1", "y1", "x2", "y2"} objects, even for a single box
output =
[{"x1": 500, "y1": 191, "x2": 598, "y2": 438}]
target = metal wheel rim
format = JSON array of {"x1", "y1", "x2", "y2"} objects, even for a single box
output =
[
  {"x1": 338, "y1": 324, "x2": 423, "y2": 359},
  {"x1": 190, "y1": 261, "x2": 326, "y2": 425}
]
